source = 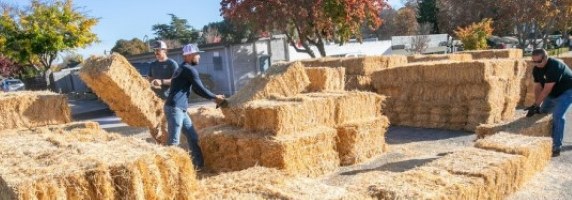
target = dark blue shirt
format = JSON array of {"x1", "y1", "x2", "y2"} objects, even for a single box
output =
[
  {"x1": 533, "y1": 58, "x2": 572, "y2": 98},
  {"x1": 149, "y1": 58, "x2": 178, "y2": 99},
  {"x1": 165, "y1": 62, "x2": 216, "y2": 109}
]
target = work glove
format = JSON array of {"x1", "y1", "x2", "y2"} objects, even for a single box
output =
[
  {"x1": 525, "y1": 105, "x2": 541, "y2": 117},
  {"x1": 216, "y1": 99, "x2": 229, "y2": 109}
]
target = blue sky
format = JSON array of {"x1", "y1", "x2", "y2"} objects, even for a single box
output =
[{"x1": 3, "y1": 0, "x2": 404, "y2": 58}]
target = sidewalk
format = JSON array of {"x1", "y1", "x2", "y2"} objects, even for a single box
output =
[{"x1": 68, "y1": 99, "x2": 109, "y2": 116}]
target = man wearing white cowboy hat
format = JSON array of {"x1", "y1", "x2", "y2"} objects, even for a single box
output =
[
  {"x1": 162, "y1": 43, "x2": 225, "y2": 169},
  {"x1": 149, "y1": 40, "x2": 179, "y2": 99}
]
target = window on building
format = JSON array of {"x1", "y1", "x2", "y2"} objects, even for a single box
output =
[
  {"x1": 213, "y1": 53, "x2": 223, "y2": 71},
  {"x1": 259, "y1": 55, "x2": 271, "y2": 73}
]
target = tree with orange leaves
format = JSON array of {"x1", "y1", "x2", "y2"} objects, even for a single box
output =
[
  {"x1": 220, "y1": 0, "x2": 388, "y2": 58},
  {"x1": 454, "y1": 19, "x2": 494, "y2": 50}
]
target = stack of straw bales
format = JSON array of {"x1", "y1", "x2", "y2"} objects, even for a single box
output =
[
  {"x1": 406, "y1": 53, "x2": 473, "y2": 63},
  {"x1": 476, "y1": 113, "x2": 552, "y2": 139},
  {"x1": 0, "y1": 128, "x2": 199, "y2": 200},
  {"x1": 304, "y1": 67, "x2": 345, "y2": 92},
  {"x1": 0, "y1": 91, "x2": 71, "y2": 131},
  {"x1": 302, "y1": 92, "x2": 389, "y2": 165},
  {"x1": 80, "y1": 53, "x2": 167, "y2": 144},
  {"x1": 198, "y1": 167, "x2": 356, "y2": 199},
  {"x1": 373, "y1": 59, "x2": 525, "y2": 131},
  {"x1": 201, "y1": 62, "x2": 390, "y2": 176},
  {"x1": 301, "y1": 56, "x2": 407, "y2": 91},
  {"x1": 205, "y1": 62, "x2": 337, "y2": 177},
  {"x1": 459, "y1": 49, "x2": 523, "y2": 60}
]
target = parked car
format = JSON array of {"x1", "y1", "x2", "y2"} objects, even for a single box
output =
[{"x1": 1, "y1": 78, "x2": 26, "y2": 92}]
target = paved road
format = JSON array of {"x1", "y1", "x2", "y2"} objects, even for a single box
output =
[{"x1": 70, "y1": 99, "x2": 216, "y2": 137}]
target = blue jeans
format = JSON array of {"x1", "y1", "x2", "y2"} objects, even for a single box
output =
[
  {"x1": 164, "y1": 105, "x2": 204, "y2": 169},
  {"x1": 540, "y1": 89, "x2": 572, "y2": 151}
]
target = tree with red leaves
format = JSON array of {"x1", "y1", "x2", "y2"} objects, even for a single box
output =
[
  {"x1": 221, "y1": 0, "x2": 388, "y2": 58},
  {"x1": 0, "y1": 56, "x2": 20, "y2": 78}
]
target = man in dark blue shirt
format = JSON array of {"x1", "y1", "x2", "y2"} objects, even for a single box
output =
[
  {"x1": 159, "y1": 43, "x2": 224, "y2": 169},
  {"x1": 149, "y1": 40, "x2": 179, "y2": 99},
  {"x1": 528, "y1": 49, "x2": 572, "y2": 157}
]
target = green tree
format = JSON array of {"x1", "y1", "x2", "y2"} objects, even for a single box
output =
[
  {"x1": 111, "y1": 38, "x2": 150, "y2": 56},
  {"x1": 152, "y1": 14, "x2": 199, "y2": 47},
  {"x1": 417, "y1": 0, "x2": 439, "y2": 33},
  {"x1": 0, "y1": 0, "x2": 98, "y2": 72},
  {"x1": 221, "y1": 0, "x2": 388, "y2": 58}
]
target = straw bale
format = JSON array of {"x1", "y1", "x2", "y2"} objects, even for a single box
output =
[
  {"x1": 359, "y1": 167, "x2": 485, "y2": 200},
  {"x1": 198, "y1": 167, "x2": 351, "y2": 199},
  {"x1": 460, "y1": 49, "x2": 523, "y2": 60},
  {"x1": 518, "y1": 59, "x2": 536, "y2": 106},
  {"x1": 222, "y1": 62, "x2": 310, "y2": 124},
  {"x1": 373, "y1": 59, "x2": 520, "y2": 86},
  {"x1": 188, "y1": 107, "x2": 226, "y2": 131},
  {"x1": 426, "y1": 148, "x2": 527, "y2": 199},
  {"x1": 301, "y1": 55, "x2": 407, "y2": 76},
  {"x1": 80, "y1": 53, "x2": 167, "y2": 144},
  {"x1": 199, "y1": 125, "x2": 340, "y2": 177},
  {"x1": 225, "y1": 61, "x2": 310, "y2": 107},
  {"x1": 0, "y1": 91, "x2": 71, "y2": 131},
  {"x1": 406, "y1": 53, "x2": 473, "y2": 63},
  {"x1": 305, "y1": 67, "x2": 346, "y2": 92},
  {"x1": 340, "y1": 56, "x2": 407, "y2": 76},
  {"x1": 0, "y1": 128, "x2": 199, "y2": 200},
  {"x1": 225, "y1": 96, "x2": 336, "y2": 136},
  {"x1": 299, "y1": 57, "x2": 345, "y2": 68},
  {"x1": 475, "y1": 132, "x2": 552, "y2": 181},
  {"x1": 475, "y1": 113, "x2": 553, "y2": 139},
  {"x1": 303, "y1": 91, "x2": 385, "y2": 125},
  {"x1": 336, "y1": 117, "x2": 390, "y2": 166},
  {"x1": 345, "y1": 75, "x2": 374, "y2": 91}
]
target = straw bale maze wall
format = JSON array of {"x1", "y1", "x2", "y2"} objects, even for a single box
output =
[{"x1": 373, "y1": 59, "x2": 525, "y2": 131}]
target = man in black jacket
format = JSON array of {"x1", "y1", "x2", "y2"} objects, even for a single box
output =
[
  {"x1": 527, "y1": 49, "x2": 572, "y2": 157},
  {"x1": 159, "y1": 43, "x2": 225, "y2": 169}
]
